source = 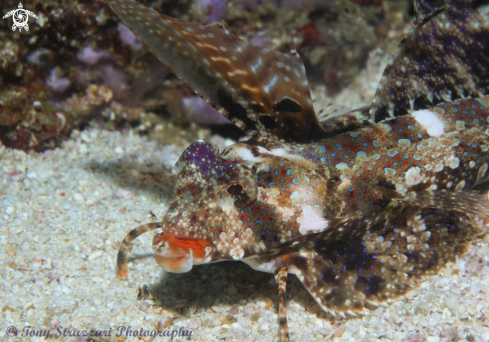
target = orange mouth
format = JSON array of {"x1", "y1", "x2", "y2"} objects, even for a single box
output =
[{"x1": 152, "y1": 233, "x2": 211, "y2": 273}]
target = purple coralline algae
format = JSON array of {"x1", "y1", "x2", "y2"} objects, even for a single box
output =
[
  {"x1": 117, "y1": 22, "x2": 142, "y2": 50},
  {"x1": 46, "y1": 68, "x2": 71, "y2": 93},
  {"x1": 198, "y1": 0, "x2": 228, "y2": 23},
  {"x1": 76, "y1": 46, "x2": 111, "y2": 65},
  {"x1": 182, "y1": 96, "x2": 232, "y2": 125}
]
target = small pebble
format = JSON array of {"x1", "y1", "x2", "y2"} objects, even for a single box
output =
[
  {"x1": 444, "y1": 295, "x2": 460, "y2": 312},
  {"x1": 427, "y1": 337, "x2": 440, "y2": 342},
  {"x1": 188, "y1": 320, "x2": 199, "y2": 329},
  {"x1": 230, "y1": 307, "x2": 239, "y2": 315},
  {"x1": 223, "y1": 315, "x2": 236, "y2": 324},
  {"x1": 88, "y1": 250, "x2": 104, "y2": 260},
  {"x1": 163, "y1": 318, "x2": 173, "y2": 328},
  {"x1": 405, "y1": 291, "x2": 416, "y2": 300},
  {"x1": 114, "y1": 188, "x2": 135, "y2": 199},
  {"x1": 238, "y1": 317, "x2": 251, "y2": 327},
  {"x1": 5, "y1": 244, "x2": 16, "y2": 255},
  {"x1": 51, "y1": 260, "x2": 62, "y2": 268},
  {"x1": 73, "y1": 193, "x2": 85, "y2": 203},
  {"x1": 49, "y1": 319, "x2": 60, "y2": 329},
  {"x1": 139, "y1": 301, "x2": 150, "y2": 312},
  {"x1": 79, "y1": 144, "x2": 88, "y2": 154},
  {"x1": 80, "y1": 131, "x2": 91, "y2": 143},
  {"x1": 20, "y1": 240, "x2": 31, "y2": 251},
  {"x1": 32, "y1": 211, "x2": 44, "y2": 221},
  {"x1": 210, "y1": 318, "x2": 222, "y2": 327},
  {"x1": 250, "y1": 313, "x2": 260, "y2": 322},
  {"x1": 48, "y1": 272, "x2": 61, "y2": 281},
  {"x1": 319, "y1": 328, "x2": 329, "y2": 336}
]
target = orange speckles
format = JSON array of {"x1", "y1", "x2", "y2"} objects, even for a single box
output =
[{"x1": 164, "y1": 318, "x2": 173, "y2": 328}]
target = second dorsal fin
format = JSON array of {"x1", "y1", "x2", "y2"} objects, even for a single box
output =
[{"x1": 370, "y1": 0, "x2": 489, "y2": 122}]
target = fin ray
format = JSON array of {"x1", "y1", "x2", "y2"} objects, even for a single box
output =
[
  {"x1": 370, "y1": 0, "x2": 489, "y2": 122},
  {"x1": 107, "y1": 0, "x2": 328, "y2": 142},
  {"x1": 276, "y1": 204, "x2": 483, "y2": 314}
]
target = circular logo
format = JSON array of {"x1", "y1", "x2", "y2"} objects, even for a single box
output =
[
  {"x1": 2, "y1": 3, "x2": 38, "y2": 32},
  {"x1": 6, "y1": 326, "x2": 18, "y2": 337},
  {"x1": 13, "y1": 8, "x2": 28, "y2": 28}
]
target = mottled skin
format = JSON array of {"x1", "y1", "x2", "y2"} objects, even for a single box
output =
[{"x1": 107, "y1": 0, "x2": 489, "y2": 341}]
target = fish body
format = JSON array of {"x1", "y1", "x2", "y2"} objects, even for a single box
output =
[{"x1": 107, "y1": 0, "x2": 489, "y2": 340}]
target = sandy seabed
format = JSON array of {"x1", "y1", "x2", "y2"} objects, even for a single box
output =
[
  {"x1": 1, "y1": 50, "x2": 489, "y2": 342},
  {"x1": 1, "y1": 127, "x2": 489, "y2": 342}
]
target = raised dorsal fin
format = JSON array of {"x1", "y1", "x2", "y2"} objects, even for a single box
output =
[
  {"x1": 107, "y1": 0, "x2": 329, "y2": 143},
  {"x1": 370, "y1": 0, "x2": 489, "y2": 122}
]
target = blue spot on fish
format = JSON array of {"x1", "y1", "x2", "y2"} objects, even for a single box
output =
[
  {"x1": 290, "y1": 191, "x2": 301, "y2": 200},
  {"x1": 335, "y1": 162, "x2": 349, "y2": 169},
  {"x1": 398, "y1": 138, "x2": 411, "y2": 145},
  {"x1": 388, "y1": 150, "x2": 398, "y2": 157},
  {"x1": 316, "y1": 145, "x2": 327, "y2": 154},
  {"x1": 356, "y1": 151, "x2": 367, "y2": 159}
]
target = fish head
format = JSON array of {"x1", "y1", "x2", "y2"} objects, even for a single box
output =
[{"x1": 153, "y1": 139, "x2": 332, "y2": 273}]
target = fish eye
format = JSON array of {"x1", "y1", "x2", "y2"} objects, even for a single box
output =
[
  {"x1": 227, "y1": 184, "x2": 243, "y2": 196},
  {"x1": 217, "y1": 164, "x2": 257, "y2": 207}
]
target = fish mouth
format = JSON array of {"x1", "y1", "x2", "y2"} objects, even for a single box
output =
[{"x1": 152, "y1": 232, "x2": 211, "y2": 273}]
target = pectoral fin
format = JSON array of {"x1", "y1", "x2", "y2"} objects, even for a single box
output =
[{"x1": 277, "y1": 203, "x2": 483, "y2": 316}]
